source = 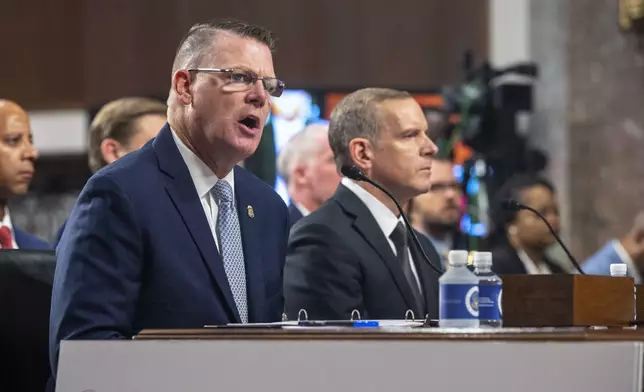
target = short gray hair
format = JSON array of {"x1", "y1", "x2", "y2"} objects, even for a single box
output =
[
  {"x1": 171, "y1": 18, "x2": 276, "y2": 73},
  {"x1": 328, "y1": 88, "x2": 412, "y2": 169},
  {"x1": 277, "y1": 123, "x2": 329, "y2": 183}
]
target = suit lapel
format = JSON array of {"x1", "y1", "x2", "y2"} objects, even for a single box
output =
[
  {"x1": 334, "y1": 185, "x2": 419, "y2": 314},
  {"x1": 13, "y1": 228, "x2": 24, "y2": 249},
  {"x1": 154, "y1": 125, "x2": 241, "y2": 323},
  {"x1": 409, "y1": 235, "x2": 440, "y2": 318},
  {"x1": 234, "y1": 167, "x2": 265, "y2": 323}
]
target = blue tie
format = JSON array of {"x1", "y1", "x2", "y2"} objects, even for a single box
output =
[{"x1": 212, "y1": 180, "x2": 248, "y2": 323}]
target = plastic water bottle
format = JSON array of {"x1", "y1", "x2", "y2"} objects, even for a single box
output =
[
  {"x1": 439, "y1": 250, "x2": 480, "y2": 328},
  {"x1": 610, "y1": 263, "x2": 627, "y2": 277},
  {"x1": 473, "y1": 251, "x2": 502, "y2": 328}
]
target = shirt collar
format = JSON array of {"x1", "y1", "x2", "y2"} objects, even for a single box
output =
[
  {"x1": 171, "y1": 129, "x2": 235, "y2": 199},
  {"x1": 292, "y1": 202, "x2": 311, "y2": 217},
  {"x1": 1, "y1": 207, "x2": 13, "y2": 231},
  {"x1": 516, "y1": 248, "x2": 552, "y2": 274},
  {"x1": 341, "y1": 177, "x2": 402, "y2": 237}
]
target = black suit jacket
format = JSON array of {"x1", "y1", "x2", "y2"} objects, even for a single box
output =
[
  {"x1": 288, "y1": 203, "x2": 304, "y2": 226},
  {"x1": 491, "y1": 242, "x2": 565, "y2": 275},
  {"x1": 284, "y1": 184, "x2": 443, "y2": 320}
]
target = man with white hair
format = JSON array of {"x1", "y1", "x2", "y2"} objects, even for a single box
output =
[{"x1": 277, "y1": 123, "x2": 340, "y2": 225}]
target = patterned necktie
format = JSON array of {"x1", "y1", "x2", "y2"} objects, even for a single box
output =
[
  {"x1": 212, "y1": 180, "x2": 248, "y2": 323},
  {"x1": 390, "y1": 222, "x2": 424, "y2": 315},
  {"x1": 0, "y1": 226, "x2": 13, "y2": 249}
]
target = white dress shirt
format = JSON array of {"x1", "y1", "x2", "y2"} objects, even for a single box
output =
[
  {"x1": 171, "y1": 130, "x2": 235, "y2": 251},
  {"x1": 292, "y1": 202, "x2": 311, "y2": 217},
  {"x1": 1, "y1": 207, "x2": 19, "y2": 249},
  {"x1": 341, "y1": 177, "x2": 422, "y2": 292},
  {"x1": 516, "y1": 248, "x2": 552, "y2": 274}
]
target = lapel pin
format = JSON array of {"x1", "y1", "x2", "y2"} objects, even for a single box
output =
[{"x1": 247, "y1": 205, "x2": 255, "y2": 218}]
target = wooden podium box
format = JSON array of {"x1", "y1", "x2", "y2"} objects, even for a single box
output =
[
  {"x1": 55, "y1": 328, "x2": 644, "y2": 392},
  {"x1": 501, "y1": 274, "x2": 635, "y2": 327},
  {"x1": 636, "y1": 284, "x2": 644, "y2": 321}
]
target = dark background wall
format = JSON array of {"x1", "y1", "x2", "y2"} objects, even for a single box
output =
[{"x1": 1, "y1": 0, "x2": 488, "y2": 109}]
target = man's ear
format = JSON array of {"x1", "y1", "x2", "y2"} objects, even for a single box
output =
[
  {"x1": 173, "y1": 69, "x2": 193, "y2": 105},
  {"x1": 100, "y1": 138, "x2": 125, "y2": 165},
  {"x1": 292, "y1": 163, "x2": 309, "y2": 187},
  {"x1": 348, "y1": 138, "x2": 374, "y2": 172}
]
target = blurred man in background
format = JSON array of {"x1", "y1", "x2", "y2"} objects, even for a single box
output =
[
  {"x1": 54, "y1": 97, "x2": 166, "y2": 245},
  {"x1": 410, "y1": 157, "x2": 467, "y2": 265},
  {"x1": 582, "y1": 211, "x2": 644, "y2": 281},
  {"x1": 0, "y1": 100, "x2": 49, "y2": 249},
  {"x1": 276, "y1": 123, "x2": 340, "y2": 224},
  {"x1": 87, "y1": 97, "x2": 167, "y2": 174}
]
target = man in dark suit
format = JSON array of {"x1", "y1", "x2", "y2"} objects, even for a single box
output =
[
  {"x1": 0, "y1": 100, "x2": 50, "y2": 250},
  {"x1": 276, "y1": 123, "x2": 340, "y2": 225},
  {"x1": 50, "y1": 18, "x2": 289, "y2": 376},
  {"x1": 284, "y1": 88, "x2": 443, "y2": 320}
]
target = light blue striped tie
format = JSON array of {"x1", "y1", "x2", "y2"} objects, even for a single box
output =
[{"x1": 212, "y1": 180, "x2": 248, "y2": 323}]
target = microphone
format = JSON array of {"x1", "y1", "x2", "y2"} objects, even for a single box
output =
[
  {"x1": 341, "y1": 164, "x2": 443, "y2": 275},
  {"x1": 502, "y1": 199, "x2": 585, "y2": 275}
]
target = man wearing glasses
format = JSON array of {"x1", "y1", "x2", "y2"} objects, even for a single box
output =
[
  {"x1": 50, "y1": 18, "x2": 289, "y2": 378},
  {"x1": 410, "y1": 157, "x2": 468, "y2": 267}
]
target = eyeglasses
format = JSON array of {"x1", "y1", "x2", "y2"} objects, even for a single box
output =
[
  {"x1": 429, "y1": 182, "x2": 462, "y2": 193},
  {"x1": 187, "y1": 68, "x2": 285, "y2": 97}
]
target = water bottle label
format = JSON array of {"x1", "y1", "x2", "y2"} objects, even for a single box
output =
[
  {"x1": 479, "y1": 285, "x2": 502, "y2": 320},
  {"x1": 440, "y1": 284, "x2": 479, "y2": 319}
]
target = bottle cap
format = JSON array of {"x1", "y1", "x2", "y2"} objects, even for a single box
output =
[
  {"x1": 610, "y1": 263, "x2": 628, "y2": 277},
  {"x1": 473, "y1": 251, "x2": 493, "y2": 268},
  {"x1": 448, "y1": 250, "x2": 469, "y2": 266}
]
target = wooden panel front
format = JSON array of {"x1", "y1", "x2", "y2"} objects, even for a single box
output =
[
  {"x1": 1, "y1": 0, "x2": 488, "y2": 109},
  {"x1": 0, "y1": 0, "x2": 85, "y2": 109},
  {"x1": 501, "y1": 274, "x2": 634, "y2": 327}
]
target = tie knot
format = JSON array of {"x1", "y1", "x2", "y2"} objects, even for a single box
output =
[
  {"x1": 213, "y1": 180, "x2": 234, "y2": 204},
  {"x1": 390, "y1": 221, "x2": 407, "y2": 247}
]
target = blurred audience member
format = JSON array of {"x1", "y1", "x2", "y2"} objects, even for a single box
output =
[
  {"x1": 87, "y1": 97, "x2": 167, "y2": 173},
  {"x1": 410, "y1": 158, "x2": 466, "y2": 265},
  {"x1": 0, "y1": 100, "x2": 49, "y2": 250},
  {"x1": 54, "y1": 97, "x2": 166, "y2": 245},
  {"x1": 276, "y1": 123, "x2": 340, "y2": 225},
  {"x1": 489, "y1": 174, "x2": 644, "y2": 277},
  {"x1": 583, "y1": 211, "x2": 644, "y2": 281},
  {"x1": 488, "y1": 175, "x2": 565, "y2": 275}
]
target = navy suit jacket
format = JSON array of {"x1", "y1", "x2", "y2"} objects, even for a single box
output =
[
  {"x1": 52, "y1": 222, "x2": 65, "y2": 248},
  {"x1": 49, "y1": 124, "x2": 290, "y2": 374},
  {"x1": 14, "y1": 227, "x2": 50, "y2": 250},
  {"x1": 288, "y1": 203, "x2": 304, "y2": 226}
]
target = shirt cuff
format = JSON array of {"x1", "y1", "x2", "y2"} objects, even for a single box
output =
[{"x1": 612, "y1": 239, "x2": 641, "y2": 284}]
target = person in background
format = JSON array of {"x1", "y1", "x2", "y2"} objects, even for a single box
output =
[
  {"x1": 276, "y1": 123, "x2": 340, "y2": 225},
  {"x1": 53, "y1": 97, "x2": 167, "y2": 246},
  {"x1": 284, "y1": 88, "x2": 443, "y2": 320},
  {"x1": 49, "y1": 18, "x2": 289, "y2": 379},
  {"x1": 582, "y1": 211, "x2": 644, "y2": 281},
  {"x1": 488, "y1": 174, "x2": 644, "y2": 277},
  {"x1": 0, "y1": 100, "x2": 49, "y2": 250},
  {"x1": 410, "y1": 157, "x2": 467, "y2": 266}
]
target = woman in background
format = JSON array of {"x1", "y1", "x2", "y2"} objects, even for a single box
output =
[{"x1": 488, "y1": 175, "x2": 566, "y2": 275}]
